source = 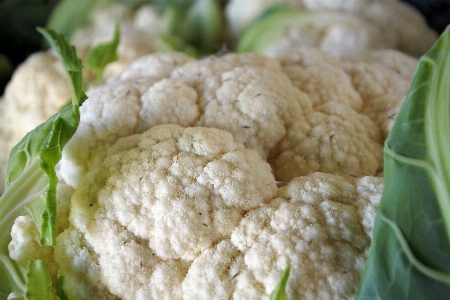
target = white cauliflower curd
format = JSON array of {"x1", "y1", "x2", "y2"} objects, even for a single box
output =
[
  {"x1": 55, "y1": 124, "x2": 277, "y2": 299},
  {"x1": 7, "y1": 49, "x2": 417, "y2": 299},
  {"x1": 184, "y1": 173, "x2": 383, "y2": 299}
]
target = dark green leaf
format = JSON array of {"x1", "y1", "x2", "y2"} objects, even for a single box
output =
[{"x1": 56, "y1": 276, "x2": 69, "y2": 300}]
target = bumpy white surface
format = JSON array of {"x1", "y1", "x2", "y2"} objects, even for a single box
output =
[
  {"x1": 182, "y1": 173, "x2": 383, "y2": 299},
  {"x1": 56, "y1": 124, "x2": 277, "y2": 299}
]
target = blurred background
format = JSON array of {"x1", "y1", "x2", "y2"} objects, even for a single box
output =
[
  {"x1": 0, "y1": 0, "x2": 449, "y2": 95},
  {"x1": 401, "y1": 0, "x2": 450, "y2": 34}
]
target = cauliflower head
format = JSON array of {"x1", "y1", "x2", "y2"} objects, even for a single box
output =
[
  {"x1": 228, "y1": 0, "x2": 437, "y2": 57},
  {"x1": 7, "y1": 49, "x2": 414, "y2": 299}
]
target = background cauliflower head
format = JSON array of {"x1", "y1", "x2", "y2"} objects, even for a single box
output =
[
  {"x1": 71, "y1": 2, "x2": 167, "y2": 77},
  {"x1": 228, "y1": 0, "x2": 437, "y2": 58}
]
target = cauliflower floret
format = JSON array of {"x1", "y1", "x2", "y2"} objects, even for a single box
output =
[
  {"x1": 183, "y1": 172, "x2": 383, "y2": 299},
  {"x1": 191, "y1": 66, "x2": 311, "y2": 156},
  {"x1": 347, "y1": 49, "x2": 418, "y2": 81},
  {"x1": 283, "y1": 62, "x2": 363, "y2": 110},
  {"x1": 170, "y1": 51, "x2": 284, "y2": 85},
  {"x1": 117, "y1": 52, "x2": 196, "y2": 81},
  {"x1": 270, "y1": 102, "x2": 383, "y2": 183},
  {"x1": 354, "y1": 176, "x2": 383, "y2": 236},
  {"x1": 55, "y1": 226, "x2": 118, "y2": 300},
  {"x1": 56, "y1": 124, "x2": 277, "y2": 300},
  {"x1": 182, "y1": 239, "x2": 261, "y2": 299},
  {"x1": 341, "y1": 57, "x2": 416, "y2": 138},
  {"x1": 58, "y1": 52, "x2": 195, "y2": 187},
  {"x1": 275, "y1": 48, "x2": 418, "y2": 139},
  {"x1": 273, "y1": 46, "x2": 342, "y2": 67},
  {"x1": 361, "y1": 0, "x2": 438, "y2": 56},
  {"x1": 8, "y1": 215, "x2": 58, "y2": 281},
  {"x1": 59, "y1": 52, "x2": 311, "y2": 188}
]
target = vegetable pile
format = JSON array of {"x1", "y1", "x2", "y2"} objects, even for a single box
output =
[{"x1": 0, "y1": 0, "x2": 449, "y2": 299}]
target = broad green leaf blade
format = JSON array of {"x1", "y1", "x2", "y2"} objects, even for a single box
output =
[
  {"x1": 0, "y1": 28, "x2": 86, "y2": 299},
  {"x1": 356, "y1": 26, "x2": 450, "y2": 299},
  {"x1": 25, "y1": 260, "x2": 52, "y2": 300},
  {"x1": 46, "y1": 0, "x2": 98, "y2": 40},
  {"x1": 85, "y1": 24, "x2": 121, "y2": 82},
  {"x1": 269, "y1": 266, "x2": 290, "y2": 300}
]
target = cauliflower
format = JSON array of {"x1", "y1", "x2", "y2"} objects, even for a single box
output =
[
  {"x1": 5, "y1": 48, "x2": 416, "y2": 299},
  {"x1": 228, "y1": 0, "x2": 437, "y2": 57}
]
